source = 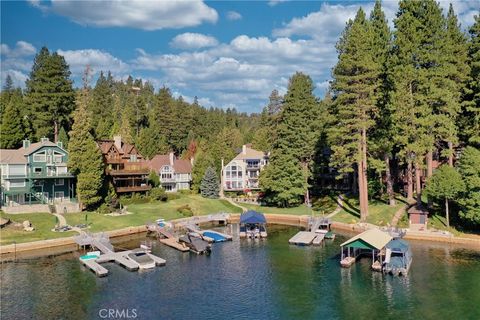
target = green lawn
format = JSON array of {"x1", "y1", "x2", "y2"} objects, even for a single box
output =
[
  {"x1": 238, "y1": 194, "x2": 338, "y2": 216},
  {"x1": 0, "y1": 212, "x2": 78, "y2": 245},
  {"x1": 332, "y1": 196, "x2": 407, "y2": 226},
  {"x1": 1, "y1": 195, "x2": 242, "y2": 245}
]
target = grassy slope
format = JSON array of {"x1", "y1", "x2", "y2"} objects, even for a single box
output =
[
  {"x1": 238, "y1": 195, "x2": 338, "y2": 216},
  {"x1": 0, "y1": 195, "x2": 242, "y2": 245},
  {"x1": 332, "y1": 196, "x2": 407, "y2": 226}
]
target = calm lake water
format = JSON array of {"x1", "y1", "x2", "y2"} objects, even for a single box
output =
[{"x1": 1, "y1": 225, "x2": 480, "y2": 320}]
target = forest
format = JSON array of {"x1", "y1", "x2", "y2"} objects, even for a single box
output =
[{"x1": 1, "y1": 1, "x2": 479, "y2": 230}]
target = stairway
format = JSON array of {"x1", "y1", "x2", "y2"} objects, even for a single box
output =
[{"x1": 49, "y1": 204, "x2": 56, "y2": 214}]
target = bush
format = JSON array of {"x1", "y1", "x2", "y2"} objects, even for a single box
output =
[
  {"x1": 176, "y1": 204, "x2": 193, "y2": 217},
  {"x1": 178, "y1": 189, "x2": 193, "y2": 195},
  {"x1": 167, "y1": 193, "x2": 181, "y2": 201},
  {"x1": 120, "y1": 193, "x2": 151, "y2": 205},
  {"x1": 97, "y1": 203, "x2": 114, "y2": 214},
  {"x1": 150, "y1": 188, "x2": 168, "y2": 201}
]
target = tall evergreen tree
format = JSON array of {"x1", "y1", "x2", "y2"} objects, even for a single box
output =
[
  {"x1": 136, "y1": 125, "x2": 169, "y2": 159},
  {"x1": 200, "y1": 166, "x2": 220, "y2": 199},
  {"x1": 90, "y1": 71, "x2": 114, "y2": 139},
  {"x1": 461, "y1": 14, "x2": 480, "y2": 147},
  {"x1": 0, "y1": 90, "x2": 25, "y2": 148},
  {"x1": 24, "y1": 47, "x2": 75, "y2": 142},
  {"x1": 191, "y1": 145, "x2": 215, "y2": 193},
  {"x1": 368, "y1": 0, "x2": 396, "y2": 206},
  {"x1": 58, "y1": 126, "x2": 69, "y2": 149},
  {"x1": 457, "y1": 147, "x2": 480, "y2": 226},
  {"x1": 68, "y1": 72, "x2": 103, "y2": 210},
  {"x1": 328, "y1": 9, "x2": 379, "y2": 220}
]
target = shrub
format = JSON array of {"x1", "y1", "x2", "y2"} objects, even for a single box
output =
[
  {"x1": 176, "y1": 204, "x2": 193, "y2": 217},
  {"x1": 178, "y1": 189, "x2": 193, "y2": 195},
  {"x1": 167, "y1": 193, "x2": 181, "y2": 201},
  {"x1": 97, "y1": 203, "x2": 114, "y2": 214},
  {"x1": 150, "y1": 188, "x2": 168, "y2": 201}
]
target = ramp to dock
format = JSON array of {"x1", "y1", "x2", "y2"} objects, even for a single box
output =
[
  {"x1": 312, "y1": 233, "x2": 325, "y2": 245},
  {"x1": 289, "y1": 231, "x2": 318, "y2": 245},
  {"x1": 160, "y1": 238, "x2": 189, "y2": 252}
]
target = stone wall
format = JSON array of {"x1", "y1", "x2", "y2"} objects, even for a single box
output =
[{"x1": 2, "y1": 204, "x2": 50, "y2": 214}]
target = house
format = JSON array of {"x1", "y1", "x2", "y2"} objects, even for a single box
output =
[
  {"x1": 97, "y1": 135, "x2": 151, "y2": 194},
  {"x1": 148, "y1": 152, "x2": 192, "y2": 192},
  {"x1": 221, "y1": 144, "x2": 269, "y2": 192},
  {"x1": 0, "y1": 138, "x2": 78, "y2": 213}
]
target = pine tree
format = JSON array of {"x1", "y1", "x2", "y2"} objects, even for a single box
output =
[
  {"x1": 457, "y1": 147, "x2": 480, "y2": 226},
  {"x1": 368, "y1": 0, "x2": 396, "y2": 206},
  {"x1": 260, "y1": 151, "x2": 306, "y2": 207},
  {"x1": 90, "y1": 71, "x2": 114, "y2": 139},
  {"x1": 328, "y1": 8, "x2": 379, "y2": 220},
  {"x1": 461, "y1": 14, "x2": 480, "y2": 147},
  {"x1": 68, "y1": 71, "x2": 104, "y2": 210},
  {"x1": 24, "y1": 47, "x2": 75, "y2": 142},
  {"x1": 136, "y1": 125, "x2": 169, "y2": 159},
  {"x1": 200, "y1": 166, "x2": 219, "y2": 199},
  {"x1": 191, "y1": 144, "x2": 215, "y2": 193},
  {"x1": 0, "y1": 91, "x2": 25, "y2": 148},
  {"x1": 58, "y1": 126, "x2": 69, "y2": 149}
]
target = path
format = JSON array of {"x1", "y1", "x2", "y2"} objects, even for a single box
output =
[
  {"x1": 390, "y1": 201, "x2": 414, "y2": 227},
  {"x1": 326, "y1": 194, "x2": 346, "y2": 218},
  {"x1": 52, "y1": 213, "x2": 67, "y2": 227},
  {"x1": 223, "y1": 197, "x2": 247, "y2": 212}
]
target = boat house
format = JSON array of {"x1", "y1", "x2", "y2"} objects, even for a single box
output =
[
  {"x1": 239, "y1": 210, "x2": 267, "y2": 238},
  {"x1": 340, "y1": 229, "x2": 392, "y2": 269},
  {"x1": 408, "y1": 204, "x2": 429, "y2": 231}
]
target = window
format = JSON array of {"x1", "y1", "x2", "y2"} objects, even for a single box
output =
[
  {"x1": 8, "y1": 165, "x2": 26, "y2": 176},
  {"x1": 225, "y1": 162, "x2": 243, "y2": 181},
  {"x1": 161, "y1": 166, "x2": 173, "y2": 180},
  {"x1": 33, "y1": 151, "x2": 46, "y2": 162},
  {"x1": 55, "y1": 192, "x2": 64, "y2": 200},
  {"x1": 53, "y1": 151, "x2": 63, "y2": 163},
  {"x1": 164, "y1": 184, "x2": 173, "y2": 191},
  {"x1": 55, "y1": 179, "x2": 64, "y2": 186},
  {"x1": 10, "y1": 179, "x2": 26, "y2": 188},
  {"x1": 57, "y1": 166, "x2": 67, "y2": 174},
  {"x1": 34, "y1": 167, "x2": 42, "y2": 174},
  {"x1": 130, "y1": 154, "x2": 137, "y2": 162}
]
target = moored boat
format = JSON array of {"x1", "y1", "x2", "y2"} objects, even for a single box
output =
[
  {"x1": 127, "y1": 249, "x2": 156, "y2": 269},
  {"x1": 383, "y1": 239, "x2": 412, "y2": 276}
]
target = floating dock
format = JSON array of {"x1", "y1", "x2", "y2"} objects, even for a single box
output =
[
  {"x1": 159, "y1": 238, "x2": 189, "y2": 252},
  {"x1": 75, "y1": 232, "x2": 166, "y2": 277},
  {"x1": 147, "y1": 224, "x2": 190, "y2": 252},
  {"x1": 289, "y1": 231, "x2": 325, "y2": 246}
]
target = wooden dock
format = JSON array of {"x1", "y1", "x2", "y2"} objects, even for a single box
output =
[
  {"x1": 159, "y1": 238, "x2": 189, "y2": 252},
  {"x1": 80, "y1": 258, "x2": 109, "y2": 277},
  {"x1": 312, "y1": 233, "x2": 325, "y2": 245}
]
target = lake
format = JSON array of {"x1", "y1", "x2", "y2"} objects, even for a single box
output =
[{"x1": 1, "y1": 225, "x2": 480, "y2": 320}]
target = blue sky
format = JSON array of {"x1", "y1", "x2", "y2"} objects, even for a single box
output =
[{"x1": 1, "y1": 0, "x2": 478, "y2": 113}]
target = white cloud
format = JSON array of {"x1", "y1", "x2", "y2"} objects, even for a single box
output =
[
  {"x1": 226, "y1": 11, "x2": 242, "y2": 21},
  {"x1": 170, "y1": 33, "x2": 219, "y2": 50},
  {"x1": 0, "y1": 41, "x2": 37, "y2": 58},
  {"x1": 33, "y1": 0, "x2": 218, "y2": 30},
  {"x1": 268, "y1": 0, "x2": 289, "y2": 7},
  {"x1": 57, "y1": 49, "x2": 130, "y2": 75},
  {"x1": 1, "y1": 70, "x2": 28, "y2": 88}
]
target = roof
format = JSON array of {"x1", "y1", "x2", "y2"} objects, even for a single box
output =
[
  {"x1": 0, "y1": 149, "x2": 26, "y2": 164},
  {"x1": 240, "y1": 210, "x2": 266, "y2": 224},
  {"x1": 386, "y1": 239, "x2": 410, "y2": 254},
  {"x1": 340, "y1": 228, "x2": 392, "y2": 250},
  {"x1": 22, "y1": 141, "x2": 59, "y2": 155},
  {"x1": 408, "y1": 204, "x2": 429, "y2": 215},
  {"x1": 148, "y1": 154, "x2": 192, "y2": 174},
  {"x1": 233, "y1": 147, "x2": 266, "y2": 161}
]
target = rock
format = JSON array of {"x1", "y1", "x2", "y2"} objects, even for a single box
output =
[
  {"x1": 22, "y1": 220, "x2": 31, "y2": 228},
  {"x1": 24, "y1": 226, "x2": 34, "y2": 232}
]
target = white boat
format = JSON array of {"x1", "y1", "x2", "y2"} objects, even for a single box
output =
[{"x1": 128, "y1": 249, "x2": 156, "y2": 269}]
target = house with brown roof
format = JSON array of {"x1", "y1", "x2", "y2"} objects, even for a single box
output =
[
  {"x1": 221, "y1": 144, "x2": 269, "y2": 191},
  {"x1": 0, "y1": 138, "x2": 78, "y2": 213},
  {"x1": 97, "y1": 135, "x2": 151, "y2": 194},
  {"x1": 148, "y1": 152, "x2": 192, "y2": 192}
]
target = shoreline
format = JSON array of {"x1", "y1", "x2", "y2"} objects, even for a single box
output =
[{"x1": 1, "y1": 213, "x2": 479, "y2": 261}]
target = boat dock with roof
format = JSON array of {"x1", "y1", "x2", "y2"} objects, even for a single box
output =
[
  {"x1": 75, "y1": 232, "x2": 166, "y2": 277},
  {"x1": 340, "y1": 229, "x2": 393, "y2": 269}
]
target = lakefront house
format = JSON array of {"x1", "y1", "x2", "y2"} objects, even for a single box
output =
[
  {"x1": 0, "y1": 138, "x2": 78, "y2": 213},
  {"x1": 221, "y1": 144, "x2": 269, "y2": 192},
  {"x1": 97, "y1": 135, "x2": 151, "y2": 194},
  {"x1": 148, "y1": 152, "x2": 192, "y2": 192}
]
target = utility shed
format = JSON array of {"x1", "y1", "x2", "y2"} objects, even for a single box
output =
[
  {"x1": 340, "y1": 229, "x2": 392, "y2": 268},
  {"x1": 408, "y1": 204, "x2": 429, "y2": 231}
]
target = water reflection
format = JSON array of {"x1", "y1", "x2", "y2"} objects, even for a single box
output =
[{"x1": 1, "y1": 226, "x2": 479, "y2": 320}]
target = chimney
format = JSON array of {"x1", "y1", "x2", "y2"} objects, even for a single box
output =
[
  {"x1": 242, "y1": 144, "x2": 247, "y2": 155},
  {"x1": 22, "y1": 139, "x2": 31, "y2": 149},
  {"x1": 169, "y1": 152, "x2": 174, "y2": 166},
  {"x1": 113, "y1": 135, "x2": 122, "y2": 151},
  {"x1": 57, "y1": 141, "x2": 63, "y2": 149},
  {"x1": 190, "y1": 157, "x2": 194, "y2": 166},
  {"x1": 40, "y1": 137, "x2": 49, "y2": 144}
]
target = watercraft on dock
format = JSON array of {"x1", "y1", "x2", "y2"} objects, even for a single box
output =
[
  {"x1": 239, "y1": 211, "x2": 267, "y2": 238},
  {"x1": 179, "y1": 233, "x2": 212, "y2": 254},
  {"x1": 383, "y1": 239, "x2": 412, "y2": 276}
]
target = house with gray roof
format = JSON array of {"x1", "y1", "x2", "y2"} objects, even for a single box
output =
[{"x1": 0, "y1": 138, "x2": 78, "y2": 213}]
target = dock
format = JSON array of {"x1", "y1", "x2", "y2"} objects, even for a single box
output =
[
  {"x1": 75, "y1": 232, "x2": 166, "y2": 277},
  {"x1": 288, "y1": 231, "x2": 325, "y2": 246},
  {"x1": 183, "y1": 223, "x2": 233, "y2": 242},
  {"x1": 147, "y1": 224, "x2": 190, "y2": 252}
]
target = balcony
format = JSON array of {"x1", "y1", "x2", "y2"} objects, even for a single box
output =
[
  {"x1": 246, "y1": 165, "x2": 260, "y2": 170},
  {"x1": 28, "y1": 172, "x2": 74, "y2": 179},
  {"x1": 105, "y1": 157, "x2": 123, "y2": 164},
  {"x1": 160, "y1": 177, "x2": 176, "y2": 183},
  {"x1": 115, "y1": 185, "x2": 152, "y2": 193},
  {"x1": 106, "y1": 168, "x2": 149, "y2": 176}
]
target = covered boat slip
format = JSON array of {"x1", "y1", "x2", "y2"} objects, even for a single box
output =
[
  {"x1": 239, "y1": 210, "x2": 267, "y2": 238},
  {"x1": 383, "y1": 239, "x2": 412, "y2": 276},
  {"x1": 340, "y1": 229, "x2": 392, "y2": 269}
]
